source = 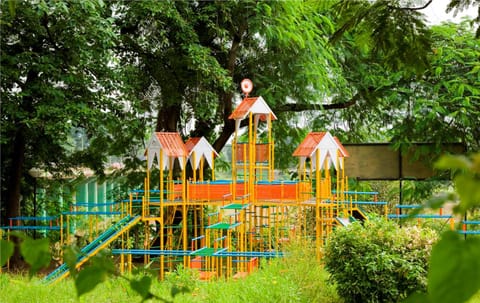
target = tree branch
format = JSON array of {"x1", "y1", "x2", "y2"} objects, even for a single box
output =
[{"x1": 389, "y1": 0, "x2": 433, "y2": 11}]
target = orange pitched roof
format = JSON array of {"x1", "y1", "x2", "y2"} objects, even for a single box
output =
[
  {"x1": 229, "y1": 97, "x2": 257, "y2": 120},
  {"x1": 333, "y1": 136, "x2": 350, "y2": 157},
  {"x1": 228, "y1": 97, "x2": 277, "y2": 121},
  {"x1": 154, "y1": 132, "x2": 187, "y2": 157},
  {"x1": 292, "y1": 132, "x2": 327, "y2": 157},
  {"x1": 184, "y1": 137, "x2": 201, "y2": 154}
]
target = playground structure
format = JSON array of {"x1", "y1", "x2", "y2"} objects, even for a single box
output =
[
  {"x1": 388, "y1": 204, "x2": 455, "y2": 230},
  {"x1": 6, "y1": 80, "x2": 475, "y2": 282},
  {"x1": 388, "y1": 204, "x2": 480, "y2": 236}
]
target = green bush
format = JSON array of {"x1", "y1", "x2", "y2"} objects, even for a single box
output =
[{"x1": 324, "y1": 218, "x2": 437, "y2": 303}]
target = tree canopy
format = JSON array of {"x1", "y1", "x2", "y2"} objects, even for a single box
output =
[
  {"x1": 1, "y1": 0, "x2": 479, "y2": 225},
  {"x1": 0, "y1": 0, "x2": 145, "y2": 221}
]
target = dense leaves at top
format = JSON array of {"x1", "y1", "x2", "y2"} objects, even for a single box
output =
[
  {"x1": 1, "y1": 0, "x2": 479, "y2": 224},
  {"x1": 331, "y1": 0, "x2": 432, "y2": 73},
  {"x1": 0, "y1": 1, "x2": 145, "y2": 221},
  {"x1": 316, "y1": 19, "x2": 479, "y2": 156},
  {"x1": 113, "y1": 0, "x2": 340, "y2": 149}
]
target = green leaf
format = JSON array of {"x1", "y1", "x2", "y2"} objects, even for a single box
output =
[
  {"x1": 472, "y1": 154, "x2": 480, "y2": 174},
  {"x1": 434, "y1": 154, "x2": 470, "y2": 171},
  {"x1": 0, "y1": 239, "x2": 14, "y2": 266},
  {"x1": 19, "y1": 237, "x2": 51, "y2": 277},
  {"x1": 130, "y1": 276, "x2": 153, "y2": 301},
  {"x1": 75, "y1": 254, "x2": 115, "y2": 297},
  {"x1": 403, "y1": 292, "x2": 430, "y2": 303},
  {"x1": 75, "y1": 265, "x2": 109, "y2": 297},
  {"x1": 10, "y1": 231, "x2": 26, "y2": 240},
  {"x1": 454, "y1": 174, "x2": 480, "y2": 213},
  {"x1": 423, "y1": 192, "x2": 457, "y2": 211},
  {"x1": 428, "y1": 231, "x2": 480, "y2": 303},
  {"x1": 64, "y1": 246, "x2": 80, "y2": 279},
  {"x1": 171, "y1": 285, "x2": 190, "y2": 298}
]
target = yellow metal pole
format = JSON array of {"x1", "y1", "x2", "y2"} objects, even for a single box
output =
[
  {"x1": 211, "y1": 151, "x2": 215, "y2": 181},
  {"x1": 120, "y1": 233, "x2": 125, "y2": 275},
  {"x1": 146, "y1": 148, "x2": 150, "y2": 218},
  {"x1": 267, "y1": 206, "x2": 272, "y2": 251},
  {"x1": 60, "y1": 215, "x2": 64, "y2": 249},
  {"x1": 232, "y1": 123, "x2": 237, "y2": 200},
  {"x1": 243, "y1": 144, "x2": 247, "y2": 195},
  {"x1": 249, "y1": 112, "x2": 253, "y2": 204},
  {"x1": 268, "y1": 113, "x2": 273, "y2": 181},
  {"x1": 192, "y1": 151, "x2": 197, "y2": 183},
  {"x1": 128, "y1": 254, "x2": 132, "y2": 274},
  {"x1": 142, "y1": 180, "x2": 146, "y2": 218},
  {"x1": 66, "y1": 215, "x2": 70, "y2": 247},
  {"x1": 315, "y1": 149, "x2": 321, "y2": 259},
  {"x1": 145, "y1": 220, "x2": 150, "y2": 265},
  {"x1": 160, "y1": 149, "x2": 164, "y2": 280},
  {"x1": 182, "y1": 156, "x2": 188, "y2": 269}
]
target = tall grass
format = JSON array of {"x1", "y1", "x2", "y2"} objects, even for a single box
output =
[{"x1": 0, "y1": 240, "x2": 340, "y2": 303}]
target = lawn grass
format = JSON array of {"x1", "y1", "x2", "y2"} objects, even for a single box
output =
[
  {"x1": 2, "y1": 239, "x2": 478, "y2": 303},
  {"x1": 0, "y1": 241, "x2": 341, "y2": 303}
]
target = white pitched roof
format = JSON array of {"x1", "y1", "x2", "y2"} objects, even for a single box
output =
[
  {"x1": 294, "y1": 131, "x2": 348, "y2": 170},
  {"x1": 185, "y1": 137, "x2": 218, "y2": 170}
]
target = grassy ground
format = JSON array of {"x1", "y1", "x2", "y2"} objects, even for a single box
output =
[
  {"x1": 0, "y1": 242, "x2": 341, "y2": 303},
  {"x1": 2, "y1": 240, "x2": 479, "y2": 303}
]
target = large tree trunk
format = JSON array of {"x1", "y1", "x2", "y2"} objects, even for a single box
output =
[
  {"x1": 6, "y1": 127, "x2": 26, "y2": 268},
  {"x1": 212, "y1": 20, "x2": 244, "y2": 153},
  {"x1": 213, "y1": 92, "x2": 236, "y2": 153},
  {"x1": 156, "y1": 104, "x2": 181, "y2": 132},
  {"x1": 6, "y1": 128, "x2": 25, "y2": 220}
]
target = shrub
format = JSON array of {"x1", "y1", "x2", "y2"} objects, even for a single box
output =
[{"x1": 324, "y1": 217, "x2": 437, "y2": 303}]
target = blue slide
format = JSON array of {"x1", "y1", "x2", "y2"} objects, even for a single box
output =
[{"x1": 43, "y1": 215, "x2": 141, "y2": 284}]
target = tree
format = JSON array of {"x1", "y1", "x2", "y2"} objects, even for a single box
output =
[
  {"x1": 3, "y1": 0, "x2": 477, "y2": 249},
  {"x1": 114, "y1": 1, "x2": 339, "y2": 153},
  {"x1": 0, "y1": 1, "x2": 144, "y2": 231},
  {"x1": 114, "y1": 0, "x2": 461, "y2": 171},
  {"x1": 446, "y1": 0, "x2": 480, "y2": 37},
  {"x1": 328, "y1": 20, "x2": 479, "y2": 152},
  {"x1": 389, "y1": 20, "x2": 480, "y2": 150}
]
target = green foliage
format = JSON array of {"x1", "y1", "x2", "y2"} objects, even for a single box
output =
[
  {"x1": 129, "y1": 276, "x2": 154, "y2": 302},
  {"x1": 435, "y1": 154, "x2": 480, "y2": 214},
  {"x1": 428, "y1": 231, "x2": 480, "y2": 303},
  {"x1": 390, "y1": 21, "x2": 480, "y2": 151},
  {"x1": 63, "y1": 246, "x2": 79, "y2": 279},
  {"x1": 19, "y1": 237, "x2": 51, "y2": 277},
  {"x1": 323, "y1": 19, "x2": 479, "y2": 154},
  {"x1": 446, "y1": 0, "x2": 480, "y2": 37},
  {"x1": 75, "y1": 252, "x2": 116, "y2": 297},
  {"x1": 331, "y1": 0, "x2": 432, "y2": 74},
  {"x1": 0, "y1": 238, "x2": 340, "y2": 303},
  {"x1": 405, "y1": 153, "x2": 480, "y2": 303},
  {"x1": 0, "y1": 239, "x2": 14, "y2": 266},
  {"x1": 1, "y1": 233, "x2": 52, "y2": 276},
  {"x1": 324, "y1": 218, "x2": 437, "y2": 303},
  {"x1": 1, "y1": 0, "x2": 147, "y2": 222}
]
